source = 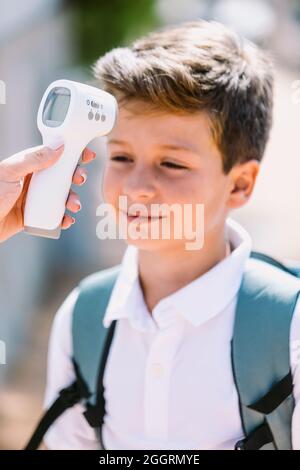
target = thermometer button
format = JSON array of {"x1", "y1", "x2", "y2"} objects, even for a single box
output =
[
  {"x1": 95, "y1": 113, "x2": 100, "y2": 121},
  {"x1": 88, "y1": 111, "x2": 94, "y2": 120}
]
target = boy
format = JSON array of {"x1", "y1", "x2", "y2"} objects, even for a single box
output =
[{"x1": 42, "y1": 20, "x2": 300, "y2": 449}]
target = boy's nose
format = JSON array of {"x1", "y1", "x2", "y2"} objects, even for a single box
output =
[{"x1": 122, "y1": 168, "x2": 157, "y2": 201}]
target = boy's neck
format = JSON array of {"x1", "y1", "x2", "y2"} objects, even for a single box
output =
[{"x1": 138, "y1": 226, "x2": 230, "y2": 313}]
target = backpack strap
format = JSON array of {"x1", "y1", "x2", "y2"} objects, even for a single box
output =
[
  {"x1": 71, "y1": 265, "x2": 120, "y2": 449},
  {"x1": 250, "y1": 251, "x2": 300, "y2": 276},
  {"x1": 24, "y1": 359, "x2": 91, "y2": 450},
  {"x1": 232, "y1": 256, "x2": 300, "y2": 450},
  {"x1": 72, "y1": 265, "x2": 120, "y2": 404},
  {"x1": 23, "y1": 264, "x2": 120, "y2": 450}
]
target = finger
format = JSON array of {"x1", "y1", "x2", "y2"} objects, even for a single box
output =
[
  {"x1": 61, "y1": 214, "x2": 75, "y2": 230},
  {"x1": 65, "y1": 190, "x2": 81, "y2": 213},
  {"x1": 80, "y1": 148, "x2": 96, "y2": 164},
  {"x1": 72, "y1": 166, "x2": 88, "y2": 186},
  {"x1": 0, "y1": 145, "x2": 64, "y2": 182}
]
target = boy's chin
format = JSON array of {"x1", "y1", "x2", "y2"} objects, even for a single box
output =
[{"x1": 125, "y1": 237, "x2": 187, "y2": 252}]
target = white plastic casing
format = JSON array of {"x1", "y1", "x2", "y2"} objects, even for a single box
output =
[{"x1": 24, "y1": 79, "x2": 118, "y2": 239}]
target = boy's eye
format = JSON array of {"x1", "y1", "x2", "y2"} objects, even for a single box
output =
[
  {"x1": 110, "y1": 155, "x2": 132, "y2": 162},
  {"x1": 161, "y1": 161, "x2": 188, "y2": 170},
  {"x1": 110, "y1": 156, "x2": 187, "y2": 170}
]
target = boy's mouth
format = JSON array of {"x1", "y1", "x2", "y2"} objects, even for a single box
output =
[{"x1": 120, "y1": 210, "x2": 166, "y2": 223}]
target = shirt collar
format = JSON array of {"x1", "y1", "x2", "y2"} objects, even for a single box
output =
[
  {"x1": 103, "y1": 217, "x2": 252, "y2": 330},
  {"x1": 103, "y1": 244, "x2": 152, "y2": 331}
]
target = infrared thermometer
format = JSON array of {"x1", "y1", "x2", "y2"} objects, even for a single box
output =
[{"x1": 24, "y1": 79, "x2": 118, "y2": 239}]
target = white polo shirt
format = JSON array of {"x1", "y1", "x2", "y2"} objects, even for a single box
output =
[{"x1": 43, "y1": 218, "x2": 300, "y2": 450}]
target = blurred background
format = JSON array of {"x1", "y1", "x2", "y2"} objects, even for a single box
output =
[{"x1": 0, "y1": 0, "x2": 300, "y2": 449}]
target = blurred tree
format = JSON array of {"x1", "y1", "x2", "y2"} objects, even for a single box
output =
[{"x1": 66, "y1": 0, "x2": 160, "y2": 66}]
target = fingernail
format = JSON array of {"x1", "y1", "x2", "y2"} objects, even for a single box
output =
[
  {"x1": 92, "y1": 151, "x2": 96, "y2": 158},
  {"x1": 71, "y1": 217, "x2": 76, "y2": 225},
  {"x1": 75, "y1": 199, "x2": 81, "y2": 210},
  {"x1": 80, "y1": 173, "x2": 87, "y2": 184}
]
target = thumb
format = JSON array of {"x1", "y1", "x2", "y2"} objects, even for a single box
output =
[{"x1": 0, "y1": 145, "x2": 64, "y2": 182}]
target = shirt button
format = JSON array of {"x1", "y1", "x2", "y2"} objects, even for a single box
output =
[{"x1": 150, "y1": 362, "x2": 164, "y2": 377}]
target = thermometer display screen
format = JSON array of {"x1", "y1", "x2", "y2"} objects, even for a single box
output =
[{"x1": 42, "y1": 87, "x2": 71, "y2": 127}]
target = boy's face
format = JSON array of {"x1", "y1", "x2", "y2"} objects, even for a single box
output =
[{"x1": 102, "y1": 100, "x2": 258, "y2": 253}]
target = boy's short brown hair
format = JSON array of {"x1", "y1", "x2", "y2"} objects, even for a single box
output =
[{"x1": 93, "y1": 20, "x2": 274, "y2": 174}]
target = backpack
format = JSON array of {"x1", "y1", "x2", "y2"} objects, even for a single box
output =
[{"x1": 24, "y1": 251, "x2": 300, "y2": 450}]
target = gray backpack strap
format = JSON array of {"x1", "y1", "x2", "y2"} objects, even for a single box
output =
[
  {"x1": 232, "y1": 257, "x2": 300, "y2": 450},
  {"x1": 72, "y1": 264, "x2": 121, "y2": 404},
  {"x1": 72, "y1": 264, "x2": 121, "y2": 449}
]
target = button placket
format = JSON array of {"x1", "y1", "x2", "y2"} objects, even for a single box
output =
[{"x1": 144, "y1": 318, "x2": 185, "y2": 440}]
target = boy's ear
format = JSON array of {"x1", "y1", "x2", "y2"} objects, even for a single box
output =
[{"x1": 227, "y1": 160, "x2": 260, "y2": 209}]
